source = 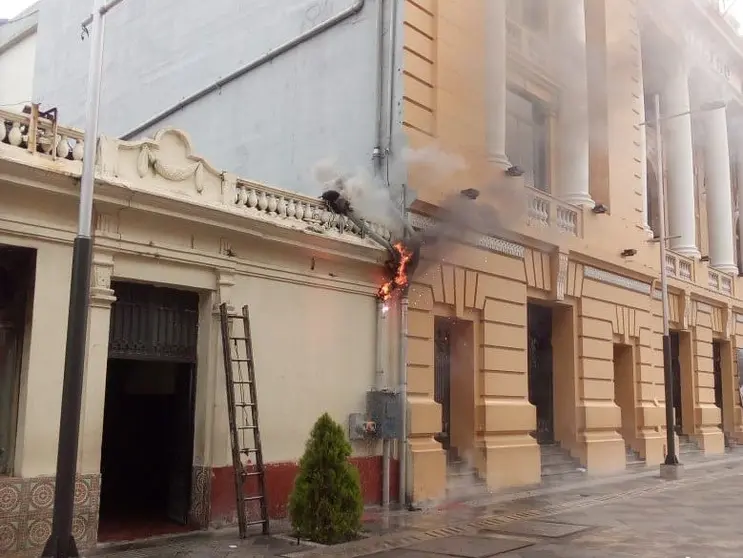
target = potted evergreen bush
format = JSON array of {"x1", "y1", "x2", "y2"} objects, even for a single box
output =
[{"x1": 288, "y1": 412, "x2": 363, "y2": 544}]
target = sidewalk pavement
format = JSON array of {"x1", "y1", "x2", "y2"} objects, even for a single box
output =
[{"x1": 85, "y1": 451, "x2": 743, "y2": 558}]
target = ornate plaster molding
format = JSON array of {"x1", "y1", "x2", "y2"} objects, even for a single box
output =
[
  {"x1": 583, "y1": 266, "x2": 652, "y2": 295},
  {"x1": 90, "y1": 252, "x2": 116, "y2": 307},
  {"x1": 213, "y1": 269, "x2": 235, "y2": 315},
  {"x1": 408, "y1": 212, "x2": 525, "y2": 259},
  {"x1": 553, "y1": 252, "x2": 568, "y2": 301}
]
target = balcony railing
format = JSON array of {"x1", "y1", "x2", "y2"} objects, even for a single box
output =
[
  {"x1": 665, "y1": 252, "x2": 694, "y2": 282},
  {"x1": 525, "y1": 187, "x2": 582, "y2": 238},
  {"x1": 709, "y1": 269, "x2": 734, "y2": 296},
  {"x1": 0, "y1": 106, "x2": 84, "y2": 162},
  {"x1": 506, "y1": 18, "x2": 551, "y2": 71}
]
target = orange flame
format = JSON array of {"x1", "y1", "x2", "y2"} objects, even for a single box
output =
[{"x1": 378, "y1": 242, "x2": 413, "y2": 301}]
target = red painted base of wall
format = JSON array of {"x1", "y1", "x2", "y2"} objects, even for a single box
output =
[{"x1": 210, "y1": 456, "x2": 399, "y2": 525}]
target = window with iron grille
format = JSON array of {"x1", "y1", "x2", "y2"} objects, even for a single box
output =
[{"x1": 506, "y1": 88, "x2": 550, "y2": 192}]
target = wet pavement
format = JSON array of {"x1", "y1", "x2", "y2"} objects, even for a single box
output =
[{"x1": 85, "y1": 453, "x2": 743, "y2": 557}]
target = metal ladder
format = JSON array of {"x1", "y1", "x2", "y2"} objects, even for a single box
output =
[{"x1": 219, "y1": 303, "x2": 269, "y2": 537}]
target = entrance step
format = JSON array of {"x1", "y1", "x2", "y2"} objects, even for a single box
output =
[
  {"x1": 625, "y1": 446, "x2": 646, "y2": 469},
  {"x1": 724, "y1": 432, "x2": 740, "y2": 452},
  {"x1": 539, "y1": 443, "x2": 586, "y2": 482},
  {"x1": 446, "y1": 458, "x2": 487, "y2": 500},
  {"x1": 677, "y1": 434, "x2": 703, "y2": 461}
]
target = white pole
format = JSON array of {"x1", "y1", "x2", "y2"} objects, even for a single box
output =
[
  {"x1": 42, "y1": 0, "x2": 109, "y2": 555},
  {"x1": 654, "y1": 93, "x2": 680, "y2": 472}
]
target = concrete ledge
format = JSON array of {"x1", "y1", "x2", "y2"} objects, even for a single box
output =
[{"x1": 660, "y1": 463, "x2": 685, "y2": 480}]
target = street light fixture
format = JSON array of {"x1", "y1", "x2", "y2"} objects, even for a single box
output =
[
  {"x1": 640, "y1": 95, "x2": 726, "y2": 478},
  {"x1": 42, "y1": 0, "x2": 128, "y2": 556}
]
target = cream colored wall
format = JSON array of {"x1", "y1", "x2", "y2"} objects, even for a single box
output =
[
  {"x1": 0, "y1": 177, "x2": 77, "y2": 477},
  {"x1": 1, "y1": 128, "x2": 398, "y2": 480},
  {"x1": 104, "y1": 204, "x2": 393, "y2": 468},
  {"x1": 211, "y1": 277, "x2": 379, "y2": 466}
]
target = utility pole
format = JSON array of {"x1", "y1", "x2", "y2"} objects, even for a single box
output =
[
  {"x1": 652, "y1": 93, "x2": 680, "y2": 477},
  {"x1": 42, "y1": 0, "x2": 125, "y2": 555},
  {"x1": 642, "y1": 95, "x2": 726, "y2": 480}
]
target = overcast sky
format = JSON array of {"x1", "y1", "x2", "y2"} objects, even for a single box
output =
[{"x1": 0, "y1": 0, "x2": 37, "y2": 19}]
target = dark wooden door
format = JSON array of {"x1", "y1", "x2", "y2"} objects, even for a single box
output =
[
  {"x1": 434, "y1": 320, "x2": 451, "y2": 452},
  {"x1": 713, "y1": 341, "x2": 723, "y2": 428},
  {"x1": 167, "y1": 364, "x2": 196, "y2": 525},
  {"x1": 670, "y1": 332, "x2": 683, "y2": 434}
]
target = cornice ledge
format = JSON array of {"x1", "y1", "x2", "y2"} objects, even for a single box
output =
[
  {"x1": 93, "y1": 181, "x2": 387, "y2": 265},
  {"x1": 408, "y1": 212, "x2": 525, "y2": 259},
  {"x1": 583, "y1": 265, "x2": 652, "y2": 296}
]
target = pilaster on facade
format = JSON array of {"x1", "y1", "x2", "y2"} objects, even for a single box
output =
[{"x1": 79, "y1": 251, "x2": 116, "y2": 477}]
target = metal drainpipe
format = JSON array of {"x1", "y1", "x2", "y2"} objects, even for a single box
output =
[
  {"x1": 121, "y1": 0, "x2": 367, "y2": 140},
  {"x1": 398, "y1": 183, "x2": 409, "y2": 507},
  {"x1": 372, "y1": 0, "x2": 386, "y2": 171},
  {"x1": 376, "y1": 299, "x2": 391, "y2": 507}
]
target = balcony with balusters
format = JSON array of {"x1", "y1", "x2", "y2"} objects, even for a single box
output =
[
  {"x1": 524, "y1": 186, "x2": 582, "y2": 239},
  {"x1": 1, "y1": 106, "x2": 85, "y2": 162}
]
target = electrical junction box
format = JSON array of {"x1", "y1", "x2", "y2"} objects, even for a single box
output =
[
  {"x1": 366, "y1": 389, "x2": 402, "y2": 440},
  {"x1": 348, "y1": 413, "x2": 368, "y2": 441}
]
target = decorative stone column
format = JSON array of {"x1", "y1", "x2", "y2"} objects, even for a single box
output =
[
  {"x1": 704, "y1": 106, "x2": 737, "y2": 273},
  {"x1": 555, "y1": 0, "x2": 593, "y2": 207},
  {"x1": 485, "y1": 0, "x2": 510, "y2": 167},
  {"x1": 736, "y1": 145, "x2": 743, "y2": 270},
  {"x1": 662, "y1": 62, "x2": 700, "y2": 258},
  {"x1": 78, "y1": 252, "x2": 116, "y2": 475}
]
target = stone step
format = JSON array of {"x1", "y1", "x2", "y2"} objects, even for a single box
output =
[
  {"x1": 540, "y1": 451, "x2": 579, "y2": 467},
  {"x1": 539, "y1": 443, "x2": 586, "y2": 483},
  {"x1": 541, "y1": 462, "x2": 584, "y2": 476},
  {"x1": 625, "y1": 446, "x2": 646, "y2": 469}
]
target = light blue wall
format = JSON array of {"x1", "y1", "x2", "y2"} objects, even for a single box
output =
[{"x1": 33, "y1": 0, "x2": 407, "y2": 196}]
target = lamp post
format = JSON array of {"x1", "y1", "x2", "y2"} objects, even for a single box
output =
[
  {"x1": 42, "y1": 0, "x2": 127, "y2": 556},
  {"x1": 642, "y1": 94, "x2": 726, "y2": 479}
]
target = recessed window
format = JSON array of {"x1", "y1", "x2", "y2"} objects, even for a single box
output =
[{"x1": 506, "y1": 89, "x2": 550, "y2": 192}]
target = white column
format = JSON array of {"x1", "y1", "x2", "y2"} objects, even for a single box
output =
[
  {"x1": 704, "y1": 107, "x2": 737, "y2": 273},
  {"x1": 662, "y1": 62, "x2": 700, "y2": 258},
  {"x1": 555, "y1": 0, "x2": 593, "y2": 207},
  {"x1": 737, "y1": 150, "x2": 743, "y2": 271},
  {"x1": 485, "y1": 0, "x2": 510, "y2": 167}
]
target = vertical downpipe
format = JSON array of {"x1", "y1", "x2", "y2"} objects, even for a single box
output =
[
  {"x1": 372, "y1": 0, "x2": 386, "y2": 171},
  {"x1": 398, "y1": 184, "x2": 410, "y2": 506},
  {"x1": 376, "y1": 300, "x2": 390, "y2": 507}
]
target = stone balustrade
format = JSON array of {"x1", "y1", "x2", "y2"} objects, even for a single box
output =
[
  {"x1": 526, "y1": 187, "x2": 582, "y2": 237},
  {"x1": 665, "y1": 252, "x2": 694, "y2": 282},
  {"x1": 0, "y1": 106, "x2": 84, "y2": 161},
  {"x1": 709, "y1": 268, "x2": 734, "y2": 296},
  {"x1": 234, "y1": 179, "x2": 392, "y2": 242},
  {"x1": 665, "y1": 249, "x2": 735, "y2": 296}
]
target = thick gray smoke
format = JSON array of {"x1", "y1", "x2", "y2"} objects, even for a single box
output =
[{"x1": 312, "y1": 146, "x2": 527, "y2": 278}]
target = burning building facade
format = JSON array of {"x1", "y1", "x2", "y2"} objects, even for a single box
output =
[{"x1": 5, "y1": 0, "x2": 743, "y2": 553}]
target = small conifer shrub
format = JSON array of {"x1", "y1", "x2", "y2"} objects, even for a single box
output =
[{"x1": 288, "y1": 412, "x2": 364, "y2": 544}]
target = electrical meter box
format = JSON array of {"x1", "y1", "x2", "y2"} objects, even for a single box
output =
[{"x1": 366, "y1": 389, "x2": 401, "y2": 439}]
